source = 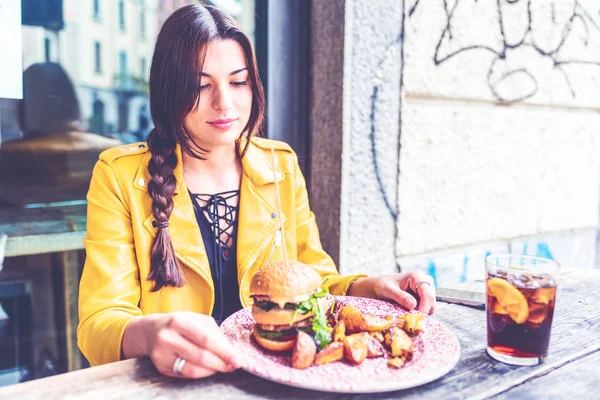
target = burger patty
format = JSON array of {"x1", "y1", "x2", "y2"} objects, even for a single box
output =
[
  {"x1": 258, "y1": 317, "x2": 312, "y2": 332},
  {"x1": 253, "y1": 299, "x2": 297, "y2": 311},
  {"x1": 254, "y1": 324, "x2": 312, "y2": 341}
]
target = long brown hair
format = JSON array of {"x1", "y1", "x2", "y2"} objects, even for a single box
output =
[{"x1": 146, "y1": 4, "x2": 265, "y2": 291}]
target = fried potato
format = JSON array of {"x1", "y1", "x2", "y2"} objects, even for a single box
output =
[
  {"x1": 339, "y1": 305, "x2": 396, "y2": 333},
  {"x1": 370, "y1": 331, "x2": 384, "y2": 343},
  {"x1": 332, "y1": 319, "x2": 346, "y2": 342},
  {"x1": 401, "y1": 314, "x2": 424, "y2": 335},
  {"x1": 343, "y1": 333, "x2": 369, "y2": 365},
  {"x1": 315, "y1": 341, "x2": 345, "y2": 365},
  {"x1": 363, "y1": 333, "x2": 385, "y2": 358},
  {"x1": 291, "y1": 331, "x2": 316, "y2": 369},
  {"x1": 384, "y1": 327, "x2": 414, "y2": 358},
  {"x1": 387, "y1": 356, "x2": 407, "y2": 369},
  {"x1": 392, "y1": 318, "x2": 406, "y2": 330}
]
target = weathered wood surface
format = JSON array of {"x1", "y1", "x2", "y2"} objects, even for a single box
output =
[
  {"x1": 491, "y1": 349, "x2": 600, "y2": 400},
  {"x1": 0, "y1": 204, "x2": 86, "y2": 256},
  {"x1": 1, "y1": 269, "x2": 598, "y2": 399}
]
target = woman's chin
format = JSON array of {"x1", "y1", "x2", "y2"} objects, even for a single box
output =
[{"x1": 191, "y1": 130, "x2": 240, "y2": 148}]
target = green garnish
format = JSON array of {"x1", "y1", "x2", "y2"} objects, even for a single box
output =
[{"x1": 291, "y1": 286, "x2": 332, "y2": 350}]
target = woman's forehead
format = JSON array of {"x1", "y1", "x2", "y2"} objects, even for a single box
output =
[{"x1": 201, "y1": 39, "x2": 248, "y2": 76}]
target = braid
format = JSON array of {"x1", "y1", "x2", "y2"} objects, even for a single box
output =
[{"x1": 146, "y1": 129, "x2": 184, "y2": 291}]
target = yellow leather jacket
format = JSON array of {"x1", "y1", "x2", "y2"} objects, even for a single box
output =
[{"x1": 78, "y1": 137, "x2": 366, "y2": 366}]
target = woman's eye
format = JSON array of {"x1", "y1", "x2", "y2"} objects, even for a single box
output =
[
  {"x1": 231, "y1": 81, "x2": 248, "y2": 87},
  {"x1": 200, "y1": 84, "x2": 210, "y2": 91}
]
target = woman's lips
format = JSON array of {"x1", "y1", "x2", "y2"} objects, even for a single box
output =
[{"x1": 208, "y1": 118, "x2": 237, "y2": 130}]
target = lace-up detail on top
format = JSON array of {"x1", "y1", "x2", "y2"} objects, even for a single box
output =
[
  {"x1": 188, "y1": 189, "x2": 242, "y2": 325},
  {"x1": 189, "y1": 190, "x2": 239, "y2": 260}
]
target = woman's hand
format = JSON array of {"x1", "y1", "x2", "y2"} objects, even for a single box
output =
[
  {"x1": 347, "y1": 272, "x2": 436, "y2": 314},
  {"x1": 123, "y1": 312, "x2": 241, "y2": 379}
]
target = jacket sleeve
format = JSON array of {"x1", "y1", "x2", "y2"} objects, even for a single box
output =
[
  {"x1": 77, "y1": 159, "x2": 142, "y2": 366},
  {"x1": 292, "y1": 153, "x2": 367, "y2": 295}
]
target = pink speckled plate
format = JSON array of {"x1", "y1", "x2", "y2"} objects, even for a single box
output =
[{"x1": 221, "y1": 296, "x2": 461, "y2": 393}]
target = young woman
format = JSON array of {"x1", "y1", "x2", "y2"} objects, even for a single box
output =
[{"x1": 78, "y1": 4, "x2": 436, "y2": 380}]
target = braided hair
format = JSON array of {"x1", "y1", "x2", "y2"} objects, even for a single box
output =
[{"x1": 146, "y1": 4, "x2": 265, "y2": 291}]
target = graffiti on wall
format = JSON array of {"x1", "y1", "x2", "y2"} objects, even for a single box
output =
[
  {"x1": 369, "y1": 0, "x2": 600, "y2": 221},
  {"x1": 408, "y1": 0, "x2": 600, "y2": 102},
  {"x1": 423, "y1": 241, "x2": 556, "y2": 287},
  {"x1": 368, "y1": 1, "x2": 600, "y2": 277},
  {"x1": 370, "y1": 33, "x2": 403, "y2": 222}
]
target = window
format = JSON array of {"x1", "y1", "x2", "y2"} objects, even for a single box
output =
[
  {"x1": 119, "y1": 0, "x2": 125, "y2": 30},
  {"x1": 44, "y1": 38, "x2": 51, "y2": 61},
  {"x1": 140, "y1": 8, "x2": 146, "y2": 40},
  {"x1": 94, "y1": 42, "x2": 102, "y2": 73},
  {"x1": 93, "y1": 0, "x2": 100, "y2": 19},
  {"x1": 119, "y1": 50, "x2": 128, "y2": 80},
  {"x1": 0, "y1": 0, "x2": 261, "y2": 388}
]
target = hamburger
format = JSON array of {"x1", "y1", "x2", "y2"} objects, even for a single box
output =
[{"x1": 249, "y1": 260, "x2": 331, "y2": 352}]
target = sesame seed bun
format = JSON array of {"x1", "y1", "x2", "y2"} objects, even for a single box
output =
[{"x1": 250, "y1": 260, "x2": 322, "y2": 298}]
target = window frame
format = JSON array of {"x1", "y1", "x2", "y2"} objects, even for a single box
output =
[{"x1": 94, "y1": 41, "x2": 102, "y2": 73}]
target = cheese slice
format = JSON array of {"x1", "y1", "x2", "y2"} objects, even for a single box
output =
[{"x1": 267, "y1": 293, "x2": 312, "y2": 309}]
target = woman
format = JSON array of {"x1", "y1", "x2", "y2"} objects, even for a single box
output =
[{"x1": 78, "y1": 4, "x2": 436, "y2": 380}]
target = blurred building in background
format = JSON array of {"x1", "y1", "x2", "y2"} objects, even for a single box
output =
[
  {"x1": 19, "y1": 0, "x2": 157, "y2": 142},
  {"x1": 14, "y1": 0, "x2": 254, "y2": 144}
]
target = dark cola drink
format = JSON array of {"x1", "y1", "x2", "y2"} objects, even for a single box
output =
[{"x1": 486, "y1": 269, "x2": 557, "y2": 365}]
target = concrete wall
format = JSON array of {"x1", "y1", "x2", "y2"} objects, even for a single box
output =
[
  {"x1": 339, "y1": 0, "x2": 404, "y2": 275},
  {"x1": 396, "y1": 0, "x2": 600, "y2": 285}
]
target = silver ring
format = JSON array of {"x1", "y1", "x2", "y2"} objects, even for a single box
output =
[
  {"x1": 172, "y1": 356, "x2": 186, "y2": 376},
  {"x1": 415, "y1": 281, "x2": 431, "y2": 292}
]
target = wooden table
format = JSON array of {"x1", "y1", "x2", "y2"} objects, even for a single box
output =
[
  {"x1": 1, "y1": 268, "x2": 598, "y2": 399},
  {"x1": 0, "y1": 203, "x2": 86, "y2": 257}
]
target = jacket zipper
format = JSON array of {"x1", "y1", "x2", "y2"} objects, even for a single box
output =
[{"x1": 263, "y1": 230, "x2": 282, "y2": 267}]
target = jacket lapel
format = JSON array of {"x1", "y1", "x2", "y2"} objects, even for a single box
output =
[{"x1": 236, "y1": 141, "x2": 286, "y2": 301}]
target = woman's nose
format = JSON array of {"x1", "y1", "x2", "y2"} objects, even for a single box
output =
[{"x1": 213, "y1": 86, "x2": 233, "y2": 111}]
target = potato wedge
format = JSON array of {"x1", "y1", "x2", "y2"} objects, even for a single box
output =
[
  {"x1": 343, "y1": 333, "x2": 369, "y2": 365},
  {"x1": 332, "y1": 319, "x2": 346, "y2": 342},
  {"x1": 314, "y1": 342, "x2": 345, "y2": 365},
  {"x1": 291, "y1": 331, "x2": 316, "y2": 369},
  {"x1": 339, "y1": 305, "x2": 396, "y2": 333},
  {"x1": 364, "y1": 333, "x2": 385, "y2": 358},
  {"x1": 370, "y1": 331, "x2": 384, "y2": 343},
  {"x1": 401, "y1": 314, "x2": 424, "y2": 335},
  {"x1": 387, "y1": 356, "x2": 407, "y2": 369},
  {"x1": 392, "y1": 318, "x2": 406, "y2": 330},
  {"x1": 384, "y1": 327, "x2": 414, "y2": 358}
]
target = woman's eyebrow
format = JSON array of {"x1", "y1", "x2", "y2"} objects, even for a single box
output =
[{"x1": 201, "y1": 67, "x2": 248, "y2": 78}]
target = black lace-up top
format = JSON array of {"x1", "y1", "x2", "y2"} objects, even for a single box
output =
[{"x1": 189, "y1": 189, "x2": 242, "y2": 325}]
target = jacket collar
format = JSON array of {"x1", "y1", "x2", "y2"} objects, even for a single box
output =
[{"x1": 240, "y1": 139, "x2": 285, "y2": 186}]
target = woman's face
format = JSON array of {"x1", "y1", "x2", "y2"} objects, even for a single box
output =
[{"x1": 183, "y1": 39, "x2": 252, "y2": 150}]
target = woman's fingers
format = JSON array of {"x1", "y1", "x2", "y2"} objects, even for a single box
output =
[
  {"x1": 154, "y1": 328, "x2": 233, "y2": 374},
  {"x1": 415, "y1": 281, "x2": 436, "y2": 315},
  {"x1": 160, "y1": 354, "x2": 217, "y2": 379},
  {"x1": 168, "y1": 314, "x2": 241, "y2": 369},
  {"x1": 380, "y1": 281, "x2": 418, "y2": 310}
]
